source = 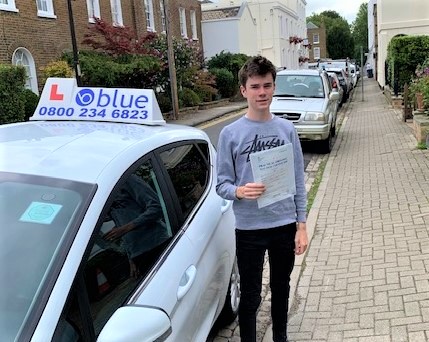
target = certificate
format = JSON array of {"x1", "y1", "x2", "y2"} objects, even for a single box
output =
[{"x1": 250, "y1": 144, "x2": 296, "y2": 208}]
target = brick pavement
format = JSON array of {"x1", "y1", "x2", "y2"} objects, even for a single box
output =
[
  {"x1": 205, "y1": 78, "x2": 429, "y2": 342},
  {"x1": 273, "y1": 79, "x2": 429, "y2": 342}
]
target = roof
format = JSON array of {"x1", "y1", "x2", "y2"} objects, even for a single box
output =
[
  {"x1": 307, "y1": 21, "x2": 319, "y2": 29},
  {"x1": 202, "y1": 6, "x2": 240, "y2": 20},
  {"x1": 0, "y1": 121, "x2": 208, "y2": 184}
]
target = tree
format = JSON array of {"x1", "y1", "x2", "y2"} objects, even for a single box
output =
[
  {"x1": 307, "y1": 11, "x2": 354, "y2": 59},
  {"x1": 351, "y1": 3, "x2": 369, "y2": 63},
  {"x1": 80, "y1": 19, "x2": 204, "y2": 96}
]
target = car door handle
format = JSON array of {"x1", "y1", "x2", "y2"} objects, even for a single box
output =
[
  {"x1": 220, "y1": 199, "x2": 232, "y2": 214},
  {"x1": 177, "y1": 265, "x2": 197, "y2": 300}
]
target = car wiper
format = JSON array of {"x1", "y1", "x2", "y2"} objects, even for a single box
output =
[{"x1": 274, "y1": 94, "x2": 297, "y2": 97}]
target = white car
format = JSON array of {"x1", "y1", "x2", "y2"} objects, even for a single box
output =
[
  {"x1": 349, "y1": 63, "x2": 358, "y2": 88},
  {"x1": 0, "y1": 79, "x2": 240, "y2": 342},
  {"x1": 270, "y1": 69, "x2": 339, "y2": 153},
  {"x1": 327, "y1": 71, "x2": 344, "y2": 107}
]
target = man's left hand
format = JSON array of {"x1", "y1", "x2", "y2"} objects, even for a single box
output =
[{"x1": 294, "y1": 222, "x2": 308, "y2": 255}]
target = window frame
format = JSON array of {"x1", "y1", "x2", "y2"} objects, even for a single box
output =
[
  {"x1": 313, "y1": 47, "x2": 321, "y2": 60},
  {"x1": 0, "y1": 0, "x2": 18, "y2": 12},
  {"x1": 156, "y1": 140, "x2": 211, "y2": 225},
  {"x1": 159, "y1": 0, "x2": 166, "y2": 33},
  {"x1": 313, "y1": 33, "x2": 320, "y2": 44},
  {"x1": 144, "y1": 0, "x2": 155, "y2": 32},
  {"x1": 179, "y1": 7, "x2": 187, "y2": 38},
  {"x1": 86, "y1": 0, "x2": 101, "y2": 23},
  {"x1": 110, "y1": 0, "x2": 123, "y2": 26},
  {"x1": 190, "y1": 9, "x2": 197, "y2": 40},
  {"x1": 36, "y1": 0, "x2": 56, "y2": 18},
  {"x1": 12, "y1": 47, "x2": 39, "y2": 94}
]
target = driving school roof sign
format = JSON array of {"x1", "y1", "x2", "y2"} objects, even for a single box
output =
[{"x1": 31, "y1": 78, "x2": 166, "y2": 125}]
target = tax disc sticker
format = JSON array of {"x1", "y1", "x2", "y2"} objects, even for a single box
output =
[{"x1": 20, "y1": 201, "x2": 63, "y2": 225}]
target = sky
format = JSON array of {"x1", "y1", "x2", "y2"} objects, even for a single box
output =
[{"x1": 306, "y1": 0, "x2": 367, "y2": 24}]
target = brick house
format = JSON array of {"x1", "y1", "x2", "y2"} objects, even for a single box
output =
[
  {"x1": 307, "y1": 21, "x2": 328, "y2": 63},
  {"x1": 0, "y1": 0, "x2": 203, "y2": 93}
]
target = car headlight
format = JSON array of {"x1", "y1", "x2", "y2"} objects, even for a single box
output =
[{"x1": 304, "y1": 112, "x2": 327, "y2": 122}]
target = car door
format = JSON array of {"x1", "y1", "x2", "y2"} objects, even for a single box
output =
[
  {"x1": 136, "y1": 140, "x2": 234, "y2": 341},
  {"x1": 51, "y1": 154, "x2": 197, "y2": 341},
  {"x1": 323, "y1": 74, "x2": 337, "y2": 124}
]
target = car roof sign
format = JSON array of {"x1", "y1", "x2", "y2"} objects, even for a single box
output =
[{"x1": 30, "y1": 78, "x2": 166, "y2": 125}]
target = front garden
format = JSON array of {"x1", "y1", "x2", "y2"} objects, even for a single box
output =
[{"x1": 0, "y1": 19, "x2": 252, "y2": 125}]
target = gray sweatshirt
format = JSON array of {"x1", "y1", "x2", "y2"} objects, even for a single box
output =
[{"x1": 216, "y1": 115, "x2": 307, "y2": 230}]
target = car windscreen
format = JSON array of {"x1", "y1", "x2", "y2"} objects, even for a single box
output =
[
  {"x1": 0, "y1": 172, "x2": 96, "y2": 341},
  {"x1": 319, "y1": 62, "x2": 347, "y2": 71},
  {"x1": 274, "y1": 75, "x2": 325, "y2": 98}
]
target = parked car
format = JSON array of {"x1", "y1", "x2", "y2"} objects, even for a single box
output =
[
  {"x1": 327, "y1": 71, "x2": 344, "y2": 108},
  {"x1": 270, "y1": 69, "x2": 339, "y2": 153},
  {"x1": 349, "y1": 63, "x2": 358, "y2": 88},
  {"x1": 318, "y1": 59, "x2": 352, "y2": 93},
  {"x1": 325, "y1": 67, "x2": 350, "y2": 102},
  {"x1": 0, "y1": 78, "x2": 240, "y2": 342}
]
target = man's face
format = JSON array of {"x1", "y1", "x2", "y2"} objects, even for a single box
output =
[{"x1": 240, "y1": 73, "x2": 275, "y2": 113}]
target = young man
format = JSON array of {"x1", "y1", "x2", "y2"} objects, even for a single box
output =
[{"x1": 216, "y1": 56, "x2": 308, "y2": 342}]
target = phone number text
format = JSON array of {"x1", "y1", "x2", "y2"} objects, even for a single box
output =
[{"x1": 37, "y1": 107, "x2": 149, "y2": 120}]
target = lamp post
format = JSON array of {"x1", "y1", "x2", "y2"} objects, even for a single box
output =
[
  {"x1": 66, "y1": 0, "x2": 82, "y2": 86},
  {"x1": 361, "y1": 46, "x2": 364, "y2": 101},
  {"x1": 162, "y1": 0, "x2": 179, "y2": 120}
]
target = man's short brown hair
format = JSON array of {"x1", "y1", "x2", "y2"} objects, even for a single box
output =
[{"x1": 238, "y1": 55, "x2": 277, "y2": 87}]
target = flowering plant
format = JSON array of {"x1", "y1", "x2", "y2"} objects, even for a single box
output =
[
  {"x1": 415, "y1": 58, "x2": 429, "y2": 78},
  {"x1": 289, "y1": 35, "x2": 303, "y2": 44},
  {"x1": 298, "y1": 56, "x2": 310, "y2": 63},
  {"x1": 409, "y1": 58, "x2": 429, "y2": 110}
]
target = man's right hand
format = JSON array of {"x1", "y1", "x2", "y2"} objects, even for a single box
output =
[{"x1": 236, "y1": 183, "x2": 266, "y2": 200}]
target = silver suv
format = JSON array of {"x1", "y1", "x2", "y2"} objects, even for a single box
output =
[{"x1": 269, "y1": 69, "x2": 339, "y2": 153}]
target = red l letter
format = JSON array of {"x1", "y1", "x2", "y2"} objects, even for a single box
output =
[{"x1": 50, "y1": 84, "x2": 64, "y2": 101}]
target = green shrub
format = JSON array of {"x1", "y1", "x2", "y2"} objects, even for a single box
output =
[
  {"x1": 41, "y1": 60, "x2": 74, "y2": 81},
  {"x1": 210, "y1": 68, "x2": 237, "y2": 98},
  {"x1": 61, "y1": 51, "x2": 162, "y2": 89},
  {"x1": 156, "y1": 92, "x2": 172, "y2": 113},
  {"x1": 207, "y1": 51, "x2": 250, "y2": 85},
  {"x1": 179, "y1": 88, "x2": 200, "y2": 107},
  {"x1": 22, "y1": 89, "x2": 40, "y2": 121},
  {"x1": 386, "y1": 35, "x2": 429, "y2": 93},
  {"x1": 0, "y1": 64, "x2": 26, "y2": 124}
]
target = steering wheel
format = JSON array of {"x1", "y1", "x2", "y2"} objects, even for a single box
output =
[{"x1": 293, "y1": 83, "x2": 309, "y2": 88}]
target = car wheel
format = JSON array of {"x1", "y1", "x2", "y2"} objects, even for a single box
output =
[
  {"x1": 217, "y1": 258, "x2": 240, "y2": 326},
  {"x1": 320, "y1": 131, "x2": 333, "y2": 154}
]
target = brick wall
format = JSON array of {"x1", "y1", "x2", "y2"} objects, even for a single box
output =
[{"x1": 0, "y1": 0, "x2": 202, "y2": 91}]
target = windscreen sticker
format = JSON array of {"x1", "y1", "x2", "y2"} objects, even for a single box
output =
[{"x1": 19, "y1": 201, "x2": 63, "y2": 225}]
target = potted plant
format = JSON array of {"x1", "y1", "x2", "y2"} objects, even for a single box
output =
[{"x1": 409, "y1": 59, "x2": 429, "y2": 112}]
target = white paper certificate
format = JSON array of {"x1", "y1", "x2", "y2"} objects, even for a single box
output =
[{"x1": 249, "y1": 144, "x2": 296, "y2": 208}]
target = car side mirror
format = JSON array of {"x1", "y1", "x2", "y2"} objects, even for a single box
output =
[
  {"x1": 329, "y1": 92, "x2": 340, "y2": 101},
  {"x1": 98, "y1": 306, "x2": 172, "y2": 342}
]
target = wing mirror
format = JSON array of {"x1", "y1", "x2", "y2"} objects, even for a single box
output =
[
  {"x1": 98, "y1": 306, "x2": 172, "y2": 342},
  {"x1": 329, "y1": 92, "x2": 340, "y2": 101}
]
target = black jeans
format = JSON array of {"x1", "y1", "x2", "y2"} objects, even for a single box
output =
[{"x1": 236, "y1": 224, "x2": 296, "y2": 342}]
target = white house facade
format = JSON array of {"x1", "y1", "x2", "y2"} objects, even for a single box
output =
[
  {"x1": 369, "y1": 0, "x2": 429, "y2": 88},
  {"x1": 202, "y1": 0, "x2": 308, "y2": 69},
  {"x1": 201, "y1": 3, "x2": 259, "y2": 59}
]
